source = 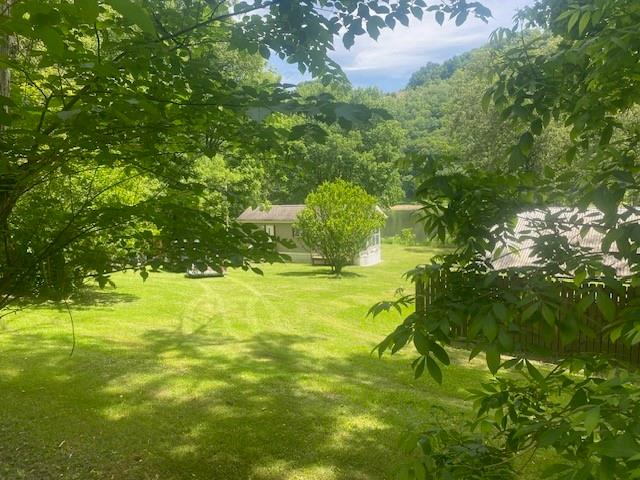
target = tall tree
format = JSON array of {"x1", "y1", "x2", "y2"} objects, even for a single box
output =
[
  {"x1": 271, "y1": 82, "x2": 406, "y2": 206},
  {"x1": 274, "y1": 124, "x2": 405, "y2": 206},
  {"x1": 0, "y1": 0, "x2": 490, "y2": 310}
]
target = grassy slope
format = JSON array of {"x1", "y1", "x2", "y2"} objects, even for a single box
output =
[{"x1": 0, "y1": 245, "x2": 495, "y2": 480}]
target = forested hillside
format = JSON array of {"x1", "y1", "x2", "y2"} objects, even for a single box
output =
[{"x1": 269, "y1": 33, "x2": 574, "y2": 206}]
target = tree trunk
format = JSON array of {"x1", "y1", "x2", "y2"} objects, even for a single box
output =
[
  {"x1": 333, "y1": 262, "x2": 343, "y2": 276},
  {"x1": 0, "y1": 1, "x2": 12, "y2": 107},
  {"x1": 0, "y1": 0, "x2": 15, "y2": 304}
]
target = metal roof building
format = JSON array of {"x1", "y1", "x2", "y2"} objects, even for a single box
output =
[
  {"x1": 238, "y1": 205, "x2": 305, "y2": 223},
  {"x1": 492, "y1": 207, "x2": 639, "y2": 278},
  {"x1": 237, "y1": 204, "x2": 384, "y2": 266},
  {"x1": 238, "y1": 204, "x2": 387, "y2": 223}
]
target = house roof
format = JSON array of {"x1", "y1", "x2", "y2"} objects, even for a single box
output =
[
  {"x1": 492, "y1": 207, "x2": 639, "y2": 278},
  {"x1": 238, "y1": 204, "x2": 388, "y2": 223},
  {"x1": 238, "y1": 205, "x2": 305, "y2": 223},
  {"x1": 390, "y1": 204, "x2": 422, "y2": 211}
]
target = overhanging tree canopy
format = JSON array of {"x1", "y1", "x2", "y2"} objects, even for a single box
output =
[
  {"x1": 374, "y1": 0, "x2": 640, "y2": 478},
  {"x1": 0, "y1": 0, "x2": 490, "y2": 309}
]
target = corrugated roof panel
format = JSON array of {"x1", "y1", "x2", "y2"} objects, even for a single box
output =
[
  {"x1": 491, "y1": 207, "x2": 638, "y2": 278},
  {"x1": 238, "y1": 205, "x2": 305, "y2": 222},
  {"x1": 390, "y1": 204, "x2": 422, "y2": 211},
  {"x1": 238, "y1": 204, "x2": 387, "y2": 222}
]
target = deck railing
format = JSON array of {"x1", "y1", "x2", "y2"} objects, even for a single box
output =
[{"x1": 415, "y1": 270, "x2": 640, "y2": 363}]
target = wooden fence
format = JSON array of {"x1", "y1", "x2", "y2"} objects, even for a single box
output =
[{"x1": 416, "y1": 271, "x2": 640, "y2": 364}]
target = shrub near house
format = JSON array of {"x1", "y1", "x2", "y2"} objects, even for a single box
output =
[{"x1": 295, "y1": 180, "x2": 386, "y2": 275}]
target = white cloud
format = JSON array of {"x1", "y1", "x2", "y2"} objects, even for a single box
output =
[
  {"x1": 332, "y1": 0, "x2": 531, "y2": 75},
  {"x1": 270, "y1": 0, "x2": 534, "y2": 90}
]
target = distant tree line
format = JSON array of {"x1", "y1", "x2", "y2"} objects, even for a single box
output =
[{"x1": 271, "y1": 33, "x2": 578, "y2": 207}]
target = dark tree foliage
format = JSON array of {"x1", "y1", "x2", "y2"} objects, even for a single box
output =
[
  {"x1": 0, "y1": 0, "x2": 490, "y2": 310},
  {"x1": 270, "y1": 82, "x2": 406, "y2": 207},
  {"x1": 405, "y1": 52, "x2": 472, "y2": 89},
  {"x1": 373, "y1": 1, "x2": 640, "y2": 478}
]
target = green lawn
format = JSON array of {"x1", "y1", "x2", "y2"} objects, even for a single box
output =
[{"x1": 0, "y1": 245, "x2": 495, "y2": 479}]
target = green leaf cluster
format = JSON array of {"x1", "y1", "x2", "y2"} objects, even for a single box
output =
[{"x1": 294, "y1": 179, "x2": 385, "y2": 275}]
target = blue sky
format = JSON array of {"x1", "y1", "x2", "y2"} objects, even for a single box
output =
[{"x1": 270, "y1": 0, "x2": 534, "y2": 92}]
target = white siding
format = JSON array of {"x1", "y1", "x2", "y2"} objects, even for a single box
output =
[
  {"x1": 285, "y1": 251, "x2": 313, "y2": 264},
  {"x1": 354, "y1": 244, "x2": 381, "y2": 266}
]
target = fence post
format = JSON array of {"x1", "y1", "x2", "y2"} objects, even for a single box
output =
[
  {"x1": 413, "y1": 272, "x2": 638, "y2": 364},
  {"x1": 416, "y1": 271, "x2": 426, "y2": 314}
]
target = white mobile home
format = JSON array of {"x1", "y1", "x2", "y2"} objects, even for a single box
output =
[{"x1": 238, "y1": 204, "x2": 382, "y2": 266}]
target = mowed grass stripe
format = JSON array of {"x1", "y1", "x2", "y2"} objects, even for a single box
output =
[{"x1": 0, "y1": 245, "x2": 490, "y2": 480}]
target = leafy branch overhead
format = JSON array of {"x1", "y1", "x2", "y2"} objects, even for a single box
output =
[
  {"x1": 337, "y1": 1, "x2": 492, "y2": 48},
  {"x1": 373, "y1": 0, "x2": 640, "y2": 478},
  {"x1": 0, "y1": 0, "x2": 487, "y2": 310}
]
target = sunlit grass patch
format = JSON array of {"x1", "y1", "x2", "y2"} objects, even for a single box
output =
[{"x1": 0, "y1": 245, "x2": 505, "y2": 480}]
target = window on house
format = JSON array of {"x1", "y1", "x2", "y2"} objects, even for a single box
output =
[
  {"x1": 372, "y1": 229, "x2": 380, "y2": 246},
  {"x1": 264, "y1": 224, "x2": 275, "y2": 236}
]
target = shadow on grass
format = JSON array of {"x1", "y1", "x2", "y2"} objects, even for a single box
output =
[
  {"x1": 9, "y1": 287, "x2": 139, "y2": 312},
  {"x1": 69, "y1": 288, "x2": 140, "y2": 308},
  {"x1": 277, "y1": 269, "x2": 364, "y2": 278},
  {"x1": 0, "y1": 328, "x2": 416, "y2": 480},
  {"x1": 402, "y1": 246, "x2": 444, "y2": 254}
]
